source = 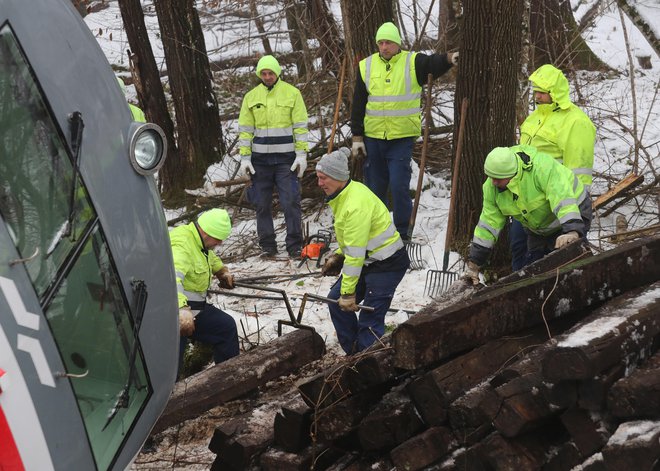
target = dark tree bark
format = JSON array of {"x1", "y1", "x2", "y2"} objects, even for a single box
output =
[
  {"x1": 284, "y1": 0, "x2": 308, "y2": 78},
  {"x1": 118, "y1": 0, "x2": 180, "y2": 195},
  {"x1": 530, "y1": 0, "x2": 606, "y2": 70},
  {"x1": 306, "y1": 0, "x2": 344, "y2": 77},
  {"x1": 154, "y1": 0, "x2": 224, "y2": 200},
  {"x1": 249, "y1": 0, "x2": 273, "y2": 55},
  {"x1": 451, "y1": 0, "x2": 523, "y2": 267},
  {"x1": 339, "y1": 0, "x2": 395, "y2": 104}
]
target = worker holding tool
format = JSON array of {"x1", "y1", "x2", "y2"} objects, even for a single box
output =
[
  {"x1": 170, "y1": 208, "x2": 239, "y2": 375},
  {"x1": 465, "y1": 145, "x2": 592, "y2": 285},
  {"x1": 237, "y1": 54, "x2": 308, "y2": 259},
  {"x1": 510, "y1": 64, "x2": 596, "y2": 270},
  {"x1": 316, "y1": 148, "x2": 410, "y2": 354},
  {"x1": 350, "y1": 21, "x2": 458, "y2": 239}
]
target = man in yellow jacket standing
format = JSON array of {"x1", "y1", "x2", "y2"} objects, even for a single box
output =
[
  {"x1": 170, "y1": 208, "x2": 239, "y2": 373},
  {"x1": 510, "y1": 64, "x2": 596, "y2": 270},
  {"x1": 466, "y1": 145, "x2": 592, "y2": 284},
  {"x1": 238, "y1": 55, "x2": 309, "y2": 258},
  {"x1": 316, "y1": 148, "x2": 410, "y2": 354},
  {"x1": 350, "y1": 22, "x2": 457, "y2": 239}
]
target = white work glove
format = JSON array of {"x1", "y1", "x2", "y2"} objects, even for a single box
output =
[
  {"x1": 239, "y1": 157, "x2": 255, "y2": 176},
  {"x1": 351, "y1": 136, "x2": 367, "y2": 159},
  {"x1": 290, "y1": 154, "x2": 307, "y2": 178},
  {"x1": 448, "y1": 51, "x2": 459, "y2": 65},
  {"x1": 465, "y1": 260, "x2": 480, "y2": 286},
  {"x1": 554, "y1": 231, "x2": 579, "y2": 249},
  {"x1": 179, "y1": 307, "x2": 195, "y2": 337},
  {"x1": 216, "y1": 266, "x2": 234, "y2": 289}
]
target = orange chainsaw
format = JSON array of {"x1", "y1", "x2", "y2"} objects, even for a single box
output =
[{"x1": 298, "y1": 229, "x2": 332, "y2": 268}]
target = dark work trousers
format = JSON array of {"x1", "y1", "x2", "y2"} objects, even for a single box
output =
[
  {"x1": 327, "y1": 268, "x2": 407, "y2": 355},
  {"x1": 178, "y1": 300, "x2": 239, "y2": 375},
  {"x1": 248, "y1": 162, "x2": 303, "y2": 255},
  {"x1": 509, "y1": 218, "x2": 528, "y2": 271},
  {"x1": 363, "y1": 136, "x2": 414, "y2": 238}
]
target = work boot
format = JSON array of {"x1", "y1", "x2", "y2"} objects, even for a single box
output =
[
  {"x1": 288, "y1": 247, "x2": 302, "y2": 259},
  {"x1": 260, "y1": 247, "x2": 278, "y2": 258}
]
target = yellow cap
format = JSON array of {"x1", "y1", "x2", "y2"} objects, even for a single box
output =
[
  {"x1": 197, "y1": 208, "x2": 231, "y2": 240},
  {"x1": 484, "y1": 147, "x2": 518, "y2": 179}
]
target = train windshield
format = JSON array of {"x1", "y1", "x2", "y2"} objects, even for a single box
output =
[{"x1": 0, "y1": 24, "x2": 152, "y2": 470}]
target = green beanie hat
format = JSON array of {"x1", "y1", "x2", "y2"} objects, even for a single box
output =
[
  {"x1": 256, "y1": 55, "x2": 282, "y2": 78},
  {"x1": 197, "y1": 208, "x2": 232, "y2": 240},
  {"x1": 375, "y1": 22, "x2": 401, "y2": 45},
  {"x1": 484, "y1": 147, "x2": 518, "y2": 179}
]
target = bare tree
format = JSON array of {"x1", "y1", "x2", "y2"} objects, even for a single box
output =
[
  {"x1": 616, "y1": 0, "x2": 660, "y2": 59},
  {"x1": 117, "y1": 0, "x2": 180, "y2": 196},
  {"x1": 530, "y1": 0, "x2": 605, "y2": 70},
  {"x1": 154, "y1": 0, "x2": 225, "y2": 200},
  {"x1": 306, "y1": 0, "x2": 344, "y2": 77},
  {"x1": 451, "y1": 0, "x2": 524, "y2": 269},
  {"x1": 339, "y1": 0, "x2": 395, "y2": 102}
]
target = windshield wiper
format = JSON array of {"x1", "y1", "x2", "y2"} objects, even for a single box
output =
[
  {"x1": 102, "y1": 279, "x2": 148, "y2": 431},
  {"x1": 64, "y1": 111, "x2": 84, "y2": 239}
]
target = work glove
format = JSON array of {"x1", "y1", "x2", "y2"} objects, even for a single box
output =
[
  {"x1": 321, "y1": 253, "x2": 345, "y2": 276},
  {"x1": 554, "y1": 231, "x2": 579, "y2": 249},
  {"x1": 338, "y1": 293, "x2": 359, "y2": 312},
  {"x1": 448, "y1": 51, "x2": 459, "y2": 65},
  {"x1": 216, "y1": 266, "x2": 235, "y2": 289},
  {"x1": 179, "y1": 307, "x2": 195, "y2": 337},
  {"x1": 351, "y1": 136, "x2": 367, "y2": 159},
  {"x1": 290, "y1": 154, "x2": 307, "y2": 178},
  {"x1": 239, "y1": 157, "x2": 255, "y2": 176},
  {"x1": 465, "y1": 260, "x2": 480, "y2": 286}
]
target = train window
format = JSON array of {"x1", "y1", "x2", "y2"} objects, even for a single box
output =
[
  {"x1": 45, "y1": 225, "x2": 151, "y2": 470},
  {"x1": 0, "y1": 24, "x2": 95, "y2": 299}
]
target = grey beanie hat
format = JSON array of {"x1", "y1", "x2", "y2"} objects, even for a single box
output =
[{"x1": 316, "y1": 147, "x2": 351, "y2": 181}]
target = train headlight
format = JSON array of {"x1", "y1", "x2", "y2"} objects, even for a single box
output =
[{"x1": 128, "y1": 123, "x2": 168, "y2": 175}]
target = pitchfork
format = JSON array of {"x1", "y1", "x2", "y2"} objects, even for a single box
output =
[{"x1": 423, "y1": 97, "x2": 468, "y2": 297}]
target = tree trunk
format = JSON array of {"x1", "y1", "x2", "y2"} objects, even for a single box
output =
[
  {"x1": 530, "y1": 0, "x2": 606, "y2": 70},
  {"x1": 306, "y1": 0, "x2": 343, "y2": 77},
  {"x1": 451, "y1": 0, "x2": 523, "y2": 267},
  {"x1": 118, "y1": 0, "x2": 180, "y2": 195},
  {"x1": 339, "y1": 0, "x2": 395, "y2": 107},
  {"x1": 249, "y1": 0, "x2": 273, "y2": 55},
  {"x1": 154, "y1": 0, "x2": 224, "y2": 201},
  {"x1": 284, "y1": 0, "x2": 308, "y2": 78},
  {"x1": 616, "y1": 0, "x2": 660, "y2": 59}
]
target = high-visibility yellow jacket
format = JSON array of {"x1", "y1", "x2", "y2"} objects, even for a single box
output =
[
  {"x1": 520, "y1": 65, "x2": 596, "y2": 189},
  {"x1": 238, "y1": 79, "x2": 308, "y2": 164},
  {"x1": 328, "y1": 180, "x2": 404, "y2": 294},
  {"x1": 470, "y1": 145, "x2": 589, "y2": 264},
  {"x1": 359, "y1": 51, "x2": 422, "y2": 140},
  {"x1": 170, "y1": 222, "x2": 224, "y2": 308},
  {"x1": 130, "y1": 103, "x2": 146, "y2": 123}
]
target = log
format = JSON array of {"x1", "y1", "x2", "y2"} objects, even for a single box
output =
[
  {"x1": 273, "y1": 396, "x2": 312, "y2": 453},
  {"x1": 608, "y1": 350, "x2": 660, "y2": 419},
  {"x1": 448, "y1": 383, "x2": 501, "y2": 445},
  {"x1": 297, "y1": 363, "x2": 352, "y2": 410},
  {"x1": 578, "y1": 363, "x2": 626, "y2": 411},
  {"x1": 313, "y1": 388, "x2": 386, "y2": 442},
  {"x1": 207, "y1": 410, "x2": 275, "y2": 469},
  {"x1": 153, "y1": 328, "x2": 325, "y2": 434},
  {"x1": 560, "y1": 407, "x2": 611, "y2": 456},
  {"x1": 542, "y1": 282, "x2": 660, "y2": 381},
  {"x1": 356, "y1": 388, "x2": 424, "y2": 451},
  {"x1": 393, "y1": 236, "x2": 660, "y2": 370},
  {"x1": 389, "y1": 427, "x2": 455, "y2": 471},
  {"x1": 345, "y1": 347, "x2": 396, "y2": 393},
  {"x1": 600, "y1": 420, "x2": 660, "y2": 470},
  {"x1": 592, "y1": 172, "x2": 644, "y2": 210},
  {"x1": 542, "y1": 441, "x2": 584, "y2": 471}
]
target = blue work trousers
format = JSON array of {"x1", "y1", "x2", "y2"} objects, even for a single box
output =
[
  {"x1": 363, "y1": 137, "x2": 414, "y2": 238},
  {"x1": 509, "y1": 218, "x2": 528, "y2": 271},
  {"x1": 248, "y1": 163, "x2": 303, "y2": 254},
  {"x1": 327, "y1": 269, "x2": 407, "y2": 355},
  {"x1": 179, "y1": 301, "x2": 239, "y2": 374}
]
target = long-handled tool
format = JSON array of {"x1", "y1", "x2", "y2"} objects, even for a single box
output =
[
  {"x1": 424, "y1": 97, "x2": 468, "y2": 297},
  {"x1": 232, "y1": 281, "x2": 374, "y2": 336}
]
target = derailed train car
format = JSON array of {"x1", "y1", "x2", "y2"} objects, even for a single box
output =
[{"x1": 0, "y1": 0, "x2": 178, "y2": 469}]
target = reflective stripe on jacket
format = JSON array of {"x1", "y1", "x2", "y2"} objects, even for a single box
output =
[
  {"x1": 472, "y1": 145, "x2": 588, "y2": 252},
  {"x1": 238, "y1": 79, "x2": 308, "y2": 162},
  {"x1": 170, "y1": 222, "x2": 224, "y2": 308},
  {"x1": 520, "y1": 66, "x2": 596, "y2": 189},
  {"x1": 359, "y1": 51, "x2": 422, "y2": 140},
  {"x1": 327, "y1": 180, "x2": 404, "y2": 295}
]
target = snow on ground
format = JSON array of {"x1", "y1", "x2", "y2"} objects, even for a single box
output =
[{"x1": 87, "y1": 1, "x2": 660, "y2": 353}]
